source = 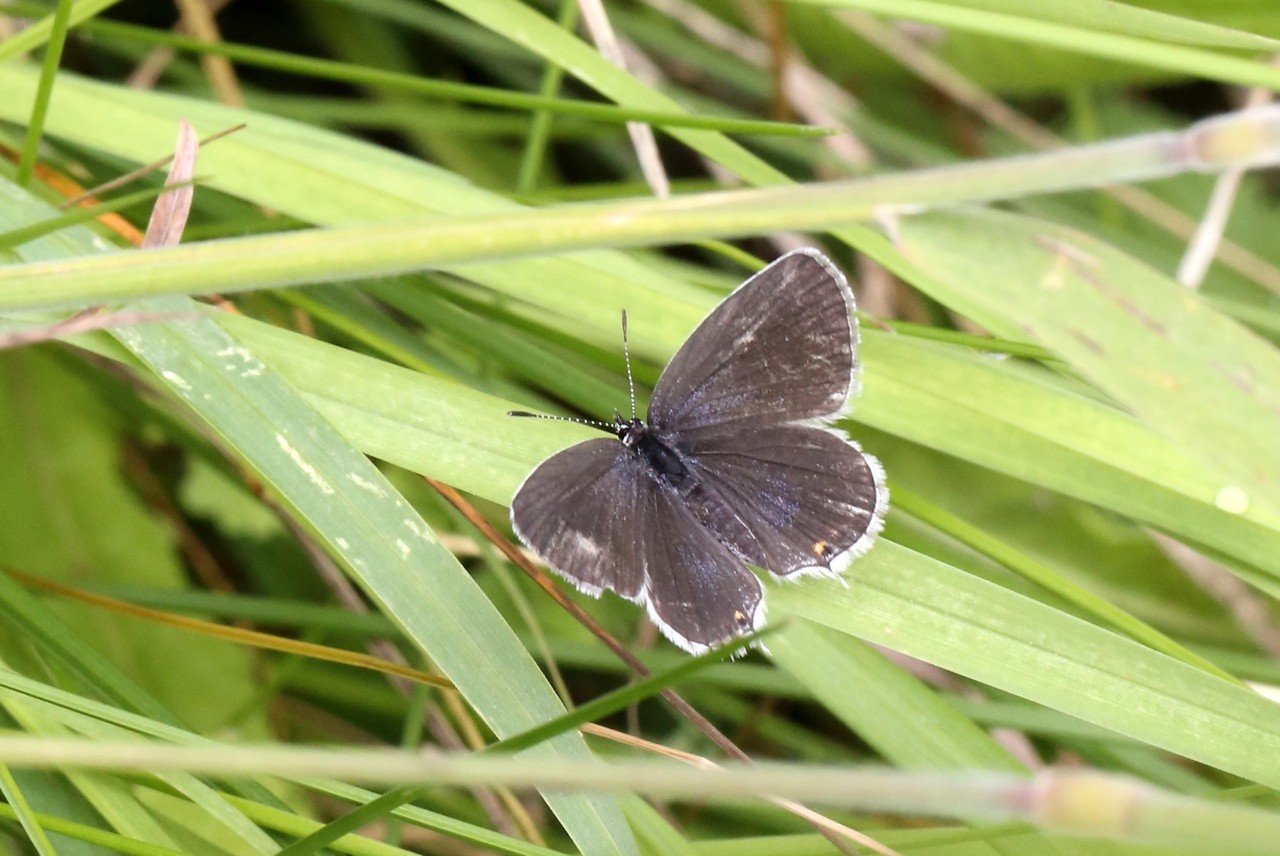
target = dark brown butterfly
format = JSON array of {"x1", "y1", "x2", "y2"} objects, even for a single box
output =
[{"x1": 510, "y1": 249, "x2": 887, "y2": 653}]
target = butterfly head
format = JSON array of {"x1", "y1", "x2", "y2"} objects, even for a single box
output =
[{"x1": 614, "y1": 412, "x2": 648, "y2": 449}]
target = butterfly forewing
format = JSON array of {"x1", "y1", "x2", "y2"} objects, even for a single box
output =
[
  {"x1": 510, "y1": 439, "x2": 648, "y2": 600},
  {"x1": 649, "y1": 249, "x2": 856, "y2": 434}
]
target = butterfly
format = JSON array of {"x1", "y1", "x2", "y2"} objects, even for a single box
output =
[{"x1": 509, "y1": 249, "x2": 888, "y2": 654}]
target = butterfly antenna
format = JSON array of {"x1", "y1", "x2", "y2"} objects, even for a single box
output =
[
  {"x1": 507, "y1": 411, "x2": 614, "y2": 432},
  {"x1": 621, "y1": 309, "x2": 637, "y2": 420}
]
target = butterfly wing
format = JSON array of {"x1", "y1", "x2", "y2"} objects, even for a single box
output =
[
  {"x1": 510, "y1": 438, "x2": 648, "y2": 600},
  {"x1": 635, "y1": 480, "x2": 765, "y2": 653},
  {"x1": 511, "y1": 437, "x2": 764, "y2": 653},
  {"x1": 648, "y1": 248, "x2": 887, "y2": 579},
  {"x1": 649, "y1": 249, "x2": 857, "y2": 434},
  {"x1": 677, "y1": 424, "x2": 887, "y2": 579}
]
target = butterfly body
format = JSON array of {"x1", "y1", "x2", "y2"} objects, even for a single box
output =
[
  {"x1": 511, "y1": 249, "x2": 888, "y2": 654},
  {"x1": 617, "y1": 418, "x2": 693, "y2": 493}
]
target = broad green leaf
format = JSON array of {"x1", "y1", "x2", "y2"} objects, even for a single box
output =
[
  {"x1": 769, "y1": 543, "x2": 1280, "y2": 790},
  {"x1": 772, "y1": 622, "x2": 1021, "y2": 771},
  {"x1": 857, "y1": 333, "x2": 1280, "y2": 577},
  {"x1": 894, "y1": 208, "x2": 1280, "y2": 522}
]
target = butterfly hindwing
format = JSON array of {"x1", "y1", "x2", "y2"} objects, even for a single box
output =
[
  {"x1": 666, "y1": 423, "x2": 887, "y2": 578},
  {"x1": 636, "y1": 481, "x2": 765, "y2": 653},
  {"x1": 511, "y1": 437, "x2": 764, "y2": 653}
]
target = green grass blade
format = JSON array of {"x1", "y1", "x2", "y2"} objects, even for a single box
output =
[
  {"x1": 894, "y1": 208, "x2": 1280, "y2": 522},
  {"x1": 70, "y1": 18, "x2": 826, "y2": 137},
  {"x1": 0, "y1": 761, "x2": 58, "y2": 855},
  {"x1": 0, "y1": 182, "x2": 192, "y2": 251},
  {"x1": 890, "y1": 487, "x2": 1234, "y2": 679},
  {"x1": 856, "y1": 333, "x2": 1280, "y2": 578},
  {"x1": 14, "y1": 0, "x2": 74, "y2": 187},
  {"x1": 874, "y1": 0, "x2": 1280, "y2": 49},
  {"x1": 487, "y1": 627, "x2": 769, "y2": 755},
  {"x1": 771, "y1": 622, "x2": 1022, "y2": 771},
  {"x1": 108, "y1": 301, "x2": 636, "y2": 854},
  {"x1": 792, "y1": 0, "x2": 1280, "y2": 90},
  {"x1": 770, "y1": 543, "x2": 1280, "y2": 790}
]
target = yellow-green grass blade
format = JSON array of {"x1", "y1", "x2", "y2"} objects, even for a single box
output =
[
  {"x1": 841, "y1": 0, "x2": 1280, "y2": 50},
  {"x1": 0, "y1": 695, "x2": 183, "y2": 852},
  {"x1": 216, "y1": 789, "x2": 558, "y2": 856},
  {"x1": 894, "y1": 207, "x2": 1280, "y2": 522},
  {"x1": 0, "y1": 797, "x2": 187, "y2": 855},
  {"x1": 889, "y1": 488, "x2": 1232, "y2": 679},
  {"x1": 788, "y1": 0, "x2": 1280, "y2": 89},
  {"x1": 0, "y1": 762, "x2": 57, "y2": 855},
  {"x1": 884, "y1": 442, "x2": 1252, "y2": 653},
  {"x1": 857, "y1": 334, "x2": 1280, "y2": 578},
  {"x1": 771, "y1": 622, "x2": 1022, "y2": 771},
  {"x1": 2, "y1": 190, "x2": 637, "y2": 854},
  {"x1": 106, "y1": 305, "x2": 635, "y2": 855},
  {"x1": 771, "y1": 627, "x2": 1096, "y2": 856},
  {"x1": 0, "y1": 668, "x2": 563, "y2": 856},
  {"x1": 51, "y1": 715, "x2": 277, "y2": 855},
  {"x1": 13, "y1": 0, "x2": 75, "y2": 188},
  {"x1": 358, "y1": 279, "x2": 623, "y2": 414},
  {"x1": 0, "y1": 182, "x2": 194, "y2": 252},
  {"x1": 621, "y1": 797, "x2": 699, "y2": 856},
  {"x1": 769, "y1": 542, "x2": 1280, "y2": 790}
]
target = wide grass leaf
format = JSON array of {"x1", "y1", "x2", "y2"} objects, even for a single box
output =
[
  {"x1": 894, "y1": 207, "x2": 1280, "y2": 524},
  {"x1": 769, "y1": 542, "x2": 1280, "y2": 790},
  {"x1": 857, "y1": 332, "x2": 1280, "y2": 577}
]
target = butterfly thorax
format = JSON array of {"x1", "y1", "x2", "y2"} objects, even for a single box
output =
[{"x1": 616, "y1": 417, "x2": 693, "y2": 490}]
